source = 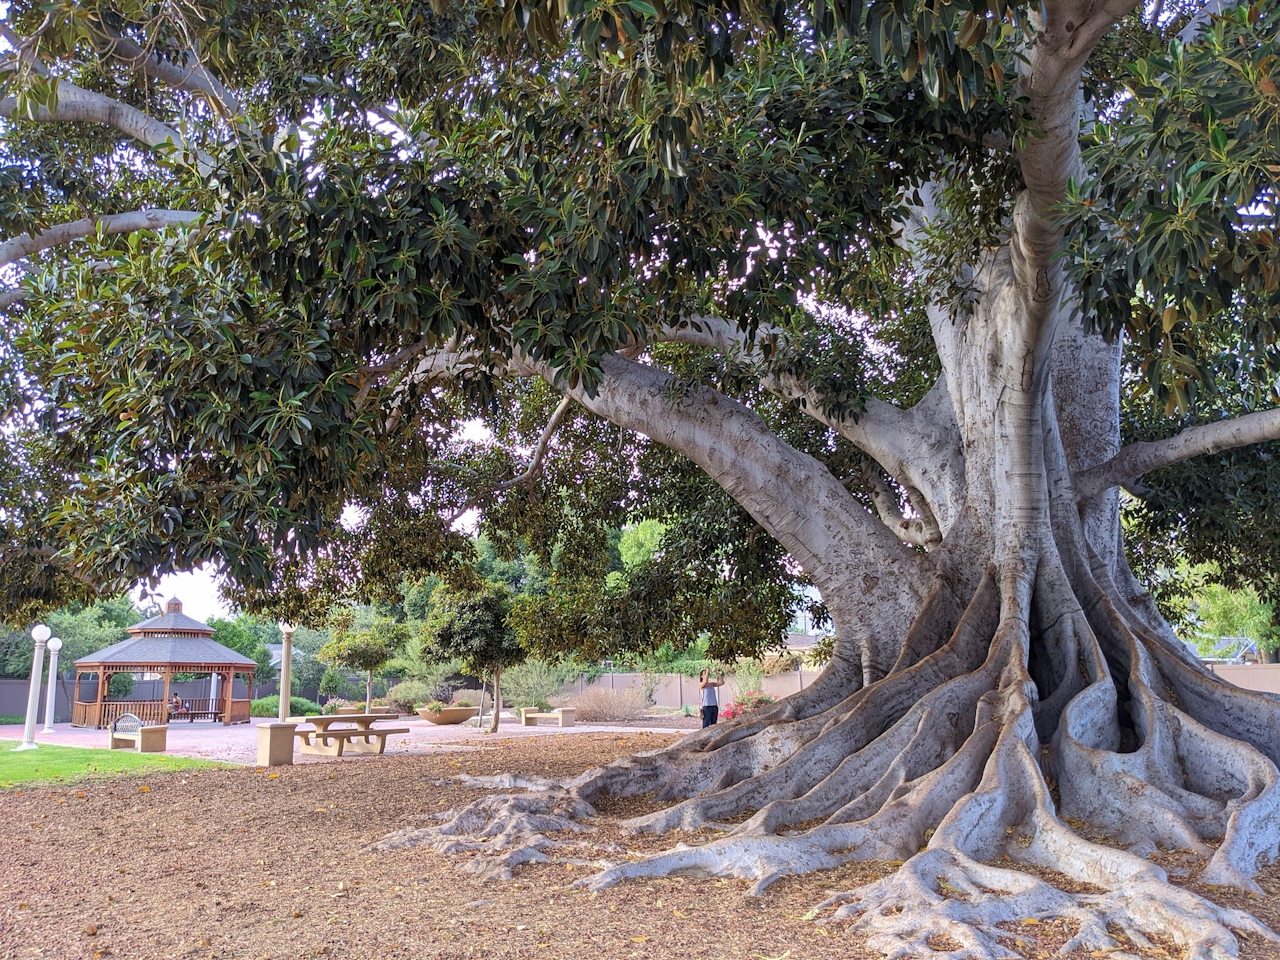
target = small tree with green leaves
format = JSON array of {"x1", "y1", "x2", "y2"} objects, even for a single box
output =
[
  {"x1": 424, "y1": 586, "x2": 526, "y2": 733},
  {"x1": 317, "y1": 621, "x2": 406, "y2": 712}
]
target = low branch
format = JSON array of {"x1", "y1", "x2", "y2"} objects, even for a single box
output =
[
  {"x1": 1074, "y1": 407, "x2": 1280, "y2": 500},
  {"x1": 650, "y1": 316, "x2": 965, "y2": 529},
  {"x1": 0, "y1": 209, "x2": 202, "y2": 267},
  {"x1": 0, "y1": 288, "x2": 28, "y2": 310}
]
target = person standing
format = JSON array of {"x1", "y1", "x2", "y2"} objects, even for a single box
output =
[{"x1": 699, "y1": 668, "x2": 724, "y2": 728}]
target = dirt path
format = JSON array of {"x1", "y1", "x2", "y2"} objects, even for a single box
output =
[{"x1": 1, "y1": 732, "x2": 1276, "y2": 960}]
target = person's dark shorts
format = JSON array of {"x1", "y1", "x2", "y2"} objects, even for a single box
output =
[{"x1": 701, "y1": 705, "x2": 718, "y2": 727}]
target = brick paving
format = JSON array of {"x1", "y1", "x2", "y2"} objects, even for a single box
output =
[{"x1": 0, "y1": 714, "x2": 691, "y2": 766}]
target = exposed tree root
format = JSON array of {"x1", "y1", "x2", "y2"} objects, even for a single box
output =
[
  {"x1": 377, "y1": 546, "x2": 1280, "y2": 958},
  {"x1": 816, "y1": 849, "x2": 1275, "y2": 960}
]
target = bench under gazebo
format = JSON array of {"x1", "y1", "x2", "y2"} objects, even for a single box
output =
[{"x1": 71, "y1": 598, "x2": 256, "y2": 728}]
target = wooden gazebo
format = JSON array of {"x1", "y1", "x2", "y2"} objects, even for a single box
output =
[{"x1": 71, "y1": 598, "x2": 256, "y2": 728}]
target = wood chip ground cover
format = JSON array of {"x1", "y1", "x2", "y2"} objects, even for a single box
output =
[{"x1": 0, "y1": 732, "x2": 1277, "y2": 960}]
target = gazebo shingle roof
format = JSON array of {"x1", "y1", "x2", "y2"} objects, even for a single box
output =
[
  {"x1": 127, "y1": 608, "x2": 215, "y2": 635},
  {"x1": 74, "y1": 597, "x2": 252, "y2": 667},
  {"x1": 74, "y1": 635, "x2": 256, "y2": 667}
]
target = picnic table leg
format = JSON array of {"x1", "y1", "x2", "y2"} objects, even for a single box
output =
[{"x1": 296, "y1": 731, "x2": 344, "y2": 757}]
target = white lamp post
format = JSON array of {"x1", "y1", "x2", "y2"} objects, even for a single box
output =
[
  {"x1": 256, "y1": 622, "x2": 299, "y2": 767},
  {"x1": 14, "y1": 625, "x2": 50, "y2": 751},
  {"x1": 41, "y1": 638, "x2": 63, "y2": 734},
  {"x1": 277, "y1": 623, "x2": 296, "y2": 723}
]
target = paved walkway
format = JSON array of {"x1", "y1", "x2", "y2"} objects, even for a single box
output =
[{"x1": 0, "y1": 715, "x2": 690, "y2": 766}]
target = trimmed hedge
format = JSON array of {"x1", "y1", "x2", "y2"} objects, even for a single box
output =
[{"x1": 250, "y1": 695, "x2": 322, "y2": 718}]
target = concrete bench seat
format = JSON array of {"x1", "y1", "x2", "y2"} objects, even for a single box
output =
[
  {"x1": 519, "y1": 707, "x2": 576, "y2": 727},
  {"x1": 109, "y1": 713, "x2": 168, "y2": 753}
]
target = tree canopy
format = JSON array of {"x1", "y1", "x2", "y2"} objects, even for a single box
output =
[{"x1": 4, "y1": 0, "x2": 1280, "y2": 953}]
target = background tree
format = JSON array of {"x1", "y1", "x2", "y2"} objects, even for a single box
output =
[
  {"x1": 208, "y1": 615, "x2": 277, "y2": 696},
  {"x1": 423, "y1": 585, "x2": 526, "y2": 733},
  {"x1": 317, "y1": 620, "x2": 405, "y2": 711},
  {"x1": 3, "y1": 0, "x2": 1280, "y2": 953}
]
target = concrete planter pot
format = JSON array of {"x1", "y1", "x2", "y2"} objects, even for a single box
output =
[{"x1": 417, "y1": 706, "x2": 480, "y2": 725}]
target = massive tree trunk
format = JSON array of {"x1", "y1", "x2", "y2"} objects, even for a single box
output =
[{"x1": 377, "y1": 240, "x2": 1280, "y2": 956}]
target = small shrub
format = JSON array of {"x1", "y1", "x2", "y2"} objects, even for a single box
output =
[
  {"x1": 453, "y1": 698, "x2": 474, "y2": 708},
  {"x1": 570, "y1": 686, "x2": 648, "y2": 722},
  {"x1": 430, "y1": 683, "x2": 460, "y2": 704},
  {"x1": 720, "y1": 690, "x2": 776, "y2": 721},
  {"x1": 250, "y1": 695, "x2": 322, "y2": 718},
  {"x1": 385, "y1": 680, "x2": 437, "y2": 713},
  {"x1": 502, "y1": 660, "x2": 572, "y2": 706},
  {"x1": 421, "y1": 700, "x2": 448, "y2": 713},
  {"x1": 321, "y1": 698, "x2": 361, "y2": 715}
]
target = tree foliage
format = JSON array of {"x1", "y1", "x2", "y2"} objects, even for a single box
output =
[{"x1": 423, "y1": 585, "x2": 525, "y2": 679}]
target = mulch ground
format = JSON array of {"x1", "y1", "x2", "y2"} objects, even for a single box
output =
[{"x1": 1, "y1": 732, "x2": 1277, "y2": 960}]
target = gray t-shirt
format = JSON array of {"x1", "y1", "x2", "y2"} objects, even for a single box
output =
[{"x1": 701, "y1": 682, "x2": 718, "y2": 707}]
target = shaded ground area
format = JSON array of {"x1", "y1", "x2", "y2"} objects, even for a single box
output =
[{"x1": 0, "y1": 731, "x2": 1277, "y2": 960}]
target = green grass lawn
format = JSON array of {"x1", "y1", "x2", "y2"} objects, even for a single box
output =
[{"x1": 0, "y1": 740, "x2": 233, "y2": 788}]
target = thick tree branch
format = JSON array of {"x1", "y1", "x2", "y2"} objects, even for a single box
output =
[
  {"x1": 403, "y1": 343, "x2": 931, "y2": 674},
  {"x1": 1007, "y1": 0, "x2": 1140, "y2": 316},
  {"x1": 651, "y1": 316, "x2": 966, "y2": 532},
  {"x1": 1074, "y1": 407, "x2": 1280, "y2": 500},
  {"x1": 0, "y1": 81, "x2": 208, "y2": 161},
  {"x1": 0, "y1": 209, "x2": 201, "y2": 267},
  {"x1": 549, "y1": 353, "x2": 932, "y2": 676}
]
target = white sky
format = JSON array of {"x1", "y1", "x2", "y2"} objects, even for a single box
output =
[{"x1": 135, "y1": 566, "x2": 231, "y2": 622}]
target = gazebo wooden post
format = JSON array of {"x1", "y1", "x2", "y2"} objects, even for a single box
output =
[
  {"x1": 161, "y1": 666, "x2": 173, "y2": 722},
  {"x1": 95, "y1": 667, "x2": 107, "y2": 728},
  {"x1": 222, "y1": 667, "x2": 233, "y2": 724}
]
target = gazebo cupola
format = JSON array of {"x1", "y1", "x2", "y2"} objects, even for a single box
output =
[
  {"x1": 128, "y1": 597, "x2": 216, "y2": 640},
  {"x1": 71, "y1": 598, "x2": 256, "y2": 728}
]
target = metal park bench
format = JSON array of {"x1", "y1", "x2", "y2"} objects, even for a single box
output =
[{"x1": 108, "y1": 713, "x2": 168, "y2": 753}]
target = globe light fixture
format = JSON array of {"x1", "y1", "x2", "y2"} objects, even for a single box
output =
[
  {"x1": 14, "y1": 625, "x2": 51, "y2": 751},
  {"x1": 41, "y1": 637, "x2": 64, "y2": 734}
]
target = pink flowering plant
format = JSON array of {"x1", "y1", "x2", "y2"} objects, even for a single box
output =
[{"x1": 719, "y1": 690, "x2": 776, "y2": 721}]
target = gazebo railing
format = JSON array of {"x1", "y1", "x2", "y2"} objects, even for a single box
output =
[
  {"x1": 72, "y1": 697, "x2": 254, "y2": 728},
  {"x1": 72, "y1": 699, "x2": 167, "y2": 728},
  {"x1": 72, "y1": 700, "x2": 101, "y2": 727}
]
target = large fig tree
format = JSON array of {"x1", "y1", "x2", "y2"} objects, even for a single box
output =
[{"x1": 2, "y1": 0, "x2": 1279, "y2": 955}]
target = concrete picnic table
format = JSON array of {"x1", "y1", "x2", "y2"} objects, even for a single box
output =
[{"x1": 286, "y1": 713, "x2": 411, "y2": 757}]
